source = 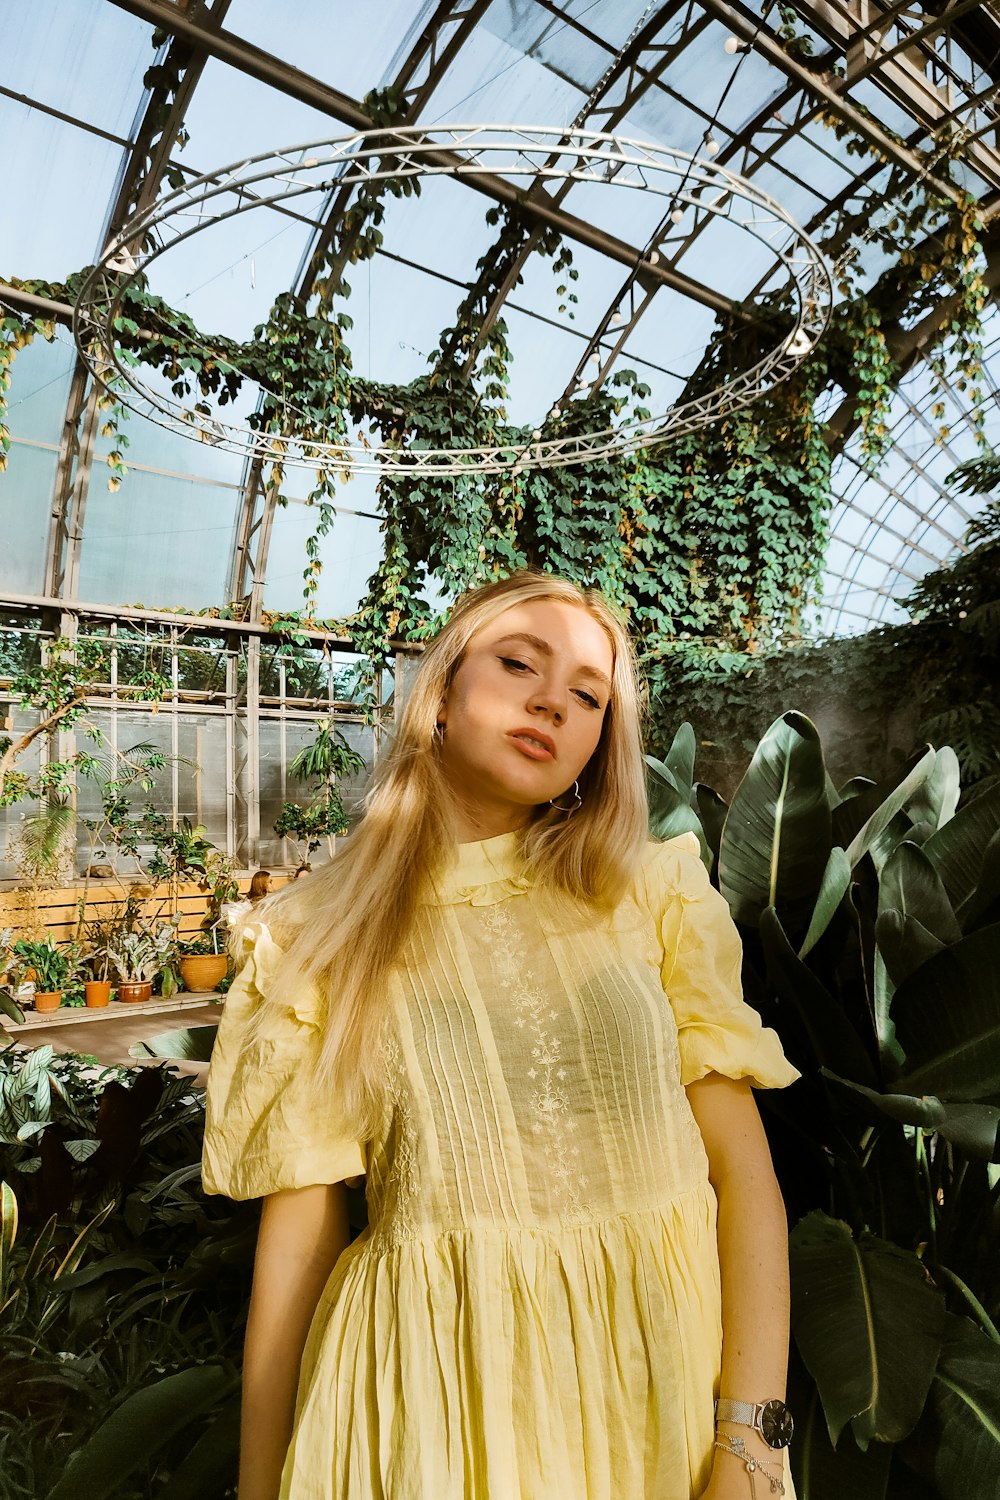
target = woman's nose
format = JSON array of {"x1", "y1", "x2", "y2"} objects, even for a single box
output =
[{"x1": 528, "y1": 680, "x2": 566, "y2": 725}]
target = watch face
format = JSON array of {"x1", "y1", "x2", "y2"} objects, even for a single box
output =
[{"x1": 760, "y1": 1400, "x2": 794, "y2": 1449}]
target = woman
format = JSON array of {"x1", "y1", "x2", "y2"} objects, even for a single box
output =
[{"x1": 202, "y1": 570, "x2": 799, "y2": 1500}]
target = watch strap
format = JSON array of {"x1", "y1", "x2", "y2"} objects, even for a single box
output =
[{"x1": 715, "y1": 1398, "x2": 760, "y2": 1428}]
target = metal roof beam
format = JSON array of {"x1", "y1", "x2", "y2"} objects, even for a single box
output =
[{"x1": 696, "y1": 0, "x2": 965, "y2": 205}]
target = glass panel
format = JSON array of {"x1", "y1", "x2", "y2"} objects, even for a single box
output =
[
  {"x1": 0, "y1": 98, "x2": 125, "y2": 279},
  {"x1": 0, "y1": 708, "x2": 41, "y2": 881},
  {"x1": 1, "y1": 443, "x2": 57, "y2": 594},
  {"x1": 0, "y1": 0, "x2": 152, "y2": 138},
  {"x1": 77, "y1": 469, "x2": 240, "y2": 611},
  {"x1": 262, "y1": 500, "x2": 384, "y2": 619},
  {"x1": 1, "y1": 334, "x2": 76, "y2": 445}
]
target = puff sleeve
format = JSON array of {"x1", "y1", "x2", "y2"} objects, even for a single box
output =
[
  {"x1": 201, "y1": 921, "x2": 366, "y2": 1199},
  {"x1": 641, "y1": 834, "x2": 799, "y2": 1091}
]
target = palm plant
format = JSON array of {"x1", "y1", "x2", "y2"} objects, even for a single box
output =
[{"x1": 648, "y1": 715, "x2": 1000, "y2": 1499}]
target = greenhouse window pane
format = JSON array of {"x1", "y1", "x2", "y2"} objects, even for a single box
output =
[
  {"x1": 0, "y1": 99, "x2": 125, "y2": 280},
  {"x1": 1, "y1": 443, "x2": 57, "y2": 595},
  {"x1": 0, "y1": 334, "x2": 76, "y2": 445},
  {"x1": 77, "y1": 471, "x2": 239, "y2": 611}
]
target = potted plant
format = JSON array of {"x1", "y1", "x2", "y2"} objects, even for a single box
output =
[
  {"x1": 177, "y1": 931, "x2": 229, "y2": 993},
  {"x1": 4, "y1": 935, "x2": 79, "y2": 1013},
  {"x1": 106, "y1": 918, "x2": 178, "y2": 1003}
]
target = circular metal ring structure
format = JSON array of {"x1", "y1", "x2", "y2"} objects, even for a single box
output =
[{"x1": 74, "y1": 124, "x2": 833, "y2": 476}]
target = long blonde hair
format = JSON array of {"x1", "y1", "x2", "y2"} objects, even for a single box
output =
[{"x1": 256, "y1": 569, "x2": 649, "y2": 1137}]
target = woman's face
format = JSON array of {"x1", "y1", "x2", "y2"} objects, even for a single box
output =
[{"x1": 438, "y1": 598, "x2": 613, "y2": 839}]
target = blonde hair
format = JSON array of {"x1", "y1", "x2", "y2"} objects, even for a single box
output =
[{"x1": 255, "y1": 569, "x2": 649, "y2": 1138}]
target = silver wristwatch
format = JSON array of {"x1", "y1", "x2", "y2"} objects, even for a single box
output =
[{"x1": 715, "y1": 1397, "x2": 794, "y2": 1449}]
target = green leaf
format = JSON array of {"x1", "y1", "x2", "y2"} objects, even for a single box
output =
[
  {"x1": 924, "y1": 780, "x2": 1000, "y2": 915},
  {"x1": 646, "y1": 761, "x2": 709, "y2": 864},
  {"x1": 845, "y1": 749, "x2": 937, "y2": 874},
  {"x1": 45, "y1": 1365, "x2": 237, "y2": 1500},
  {"x1": 903, "y1": 1316, "x2": 1000, "y2": 1500},
  {"x1": 658, "y1": 721, "x2": 696, "y2": 801},
  {"x1": 0, "y1": 1180, "x2": 16, "y2": 1304},
  {"x1": 792, "y1": 1386, "x2": 893, "y2": 1499},
  {"x1": 719, "y1": 712, "x2": 832, "y2": 929},
  {"x1": 799, "y1": 846, "x2": 853, "y2": 958},
  {"x1": 879, "y1": 841, "x2": 962, "y2": 947},
  {"x1": 695, "y1": 783, "x2": 727, "y2": 863},
  {"x1": 790, "y1": 1211, "x2": 946, "y2": 1448},
  {"x1": 893, "y1": 924, "x2": 1000, "y2": 1102},
  {"x1": 821, "y1": 1070, "x2": 1000, "y2": 1160}
]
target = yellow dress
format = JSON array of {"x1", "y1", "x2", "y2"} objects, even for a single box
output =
[{"x1": 202, "y1": 832, "x2": 799, "y2": 1500}]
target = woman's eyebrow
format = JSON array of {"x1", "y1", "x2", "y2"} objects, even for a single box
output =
[{"x1": 492, "y1": 632, "x2": 612, "y2": 691}]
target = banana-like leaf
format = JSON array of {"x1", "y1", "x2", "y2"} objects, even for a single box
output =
[
  {"x1": 695, "y1": 783, "x2": 727, "y2": 862},
  {"x1": 45, "y1": 1364, "x2": 237, "y2": 1500},
  {"x1": 893, "y1": 924, "x2": 1000, "y2": 1102},
  {"x1": 903, "y1": 1315, "x2": 1000, "y2": 1500},
  {"x1": 821, "y1": 1069, "x2": 1000, "y2": 1161},
  {"x1": 0, "y1": 1181, "x2": 17, "y2": 1306},
  {"x1": 875, "y1": 910, "x2": 945, "y2": 989},
  {"x1": 165, "y1": 1390, "x2": 242, "y2": 1500},
  {"x1": 790, "y1": 1211, "x2": 946, "y2": 1448},
  {"x1": 760, "y1": 907, "x2": 877, "y2": 1085},
  {"x1": 792, "y1": 1388, "x2": 893, "y2": 1500},
  {"x1": 0, "y1": 988, "x2": 25, "y2": 1025},
  {"x1": 906, "y1": 746, "x2": 961, "y2": 835},
  {"x1": 957, "y1": 828, "x2": 1000, "y2": 934},
  {"x1": 845, "y1": 749, "x2": 937, "y2": 872},
  {"x1": 799, "y1": 846, "x2": 853, "y2": 958},
  {"x1": 924, "y1": 779, "x2": 1000, "y2": 915},
  {"x1": 130, "y1": 1025, "x2": 218, "y2": 1064},
  {"x1": 879, "y1": 842, "x2": 962, "y2": 947},
  {"x1": 659, "y1": 721, "x2": 697, "y2": 801},
  {"x1": 646, "y1": 761, "x2": 709, "y2": 867},
  {"x1": 719, "y1": 712, "x2": 831, "y2": 929}
]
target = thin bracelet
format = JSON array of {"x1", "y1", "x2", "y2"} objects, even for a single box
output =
[{"x1": 714, "y1": 1431, "x2": 786, "y2": 1499}]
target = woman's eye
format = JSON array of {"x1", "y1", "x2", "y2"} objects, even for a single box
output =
[
  {"x1": 574, "y1": 690, "x2": 601, "y2": 710},
  {"x1": 500, "y1": 656, "x2": 531, "y2": 673}
]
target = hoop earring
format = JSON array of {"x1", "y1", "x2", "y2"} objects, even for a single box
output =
[
  {"x1": 549, "y1": 780, "x2": 582, "y2": 815},
  {"x1": 432, "y1": 722, "x2": 445, "y2": 747}
]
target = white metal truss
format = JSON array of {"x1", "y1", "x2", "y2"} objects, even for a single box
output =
[{"x1": 74, "y1": 124, "x2": 832, "y2": 477}]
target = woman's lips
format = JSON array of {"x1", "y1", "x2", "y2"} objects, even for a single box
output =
[{"x1": 509, "y1": 730, "x2": 555, "y2": 761}]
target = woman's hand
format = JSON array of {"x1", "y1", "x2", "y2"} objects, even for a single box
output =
[{"x1": 696, "y1": 1432, "x2": 789, "y2": 1500}]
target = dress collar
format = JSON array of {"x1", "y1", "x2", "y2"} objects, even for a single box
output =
[{"x1": 432, "y1": 831, "x2": 531, "y2": 906}]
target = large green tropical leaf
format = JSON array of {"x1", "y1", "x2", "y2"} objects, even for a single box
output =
[
  {"x1": 650, "y1": 721, "x2": 697, "y2": 801},
  {"x1": 129, "y1": 1025, "x2": 218, "y2": 1064},
  {"x1": 924, "y1": 779, "x2": 1000, "y2": 915},
  {"x1": 793, "y1": 1387, "x2": 893, "y2": 1500},
  {"x1": 790, "y1": 1212, "x2": 946, "y2": 1448},
  {"x1": 844, "y1": 749, "x2": 936, "y2": 874},
  {"x1": 875, "y1": 910, "x2": 945, "y2": 990},
  {"x1": 907, "y1": 746, "x2": 961, "y2": 835},
  {"x1": 798, "y1": 846, "x2": 853, "y2": 958},
  {"x1": 45, "y1": 1364, "x2": 237, "y2": 1500},
  {"x1": 879, "y1": 842, "x2": 962, "y2": 947},
  {"x1": 166, "y1": 1391, "x2": 242, "y2": 1500},
  {"x1": 719, "y1": 712, "x2": 831, "y2": 929},
  {"x1": 0, "y1": 1181, "x2": 16, "y2": 1308},
  {"x1": 695, "y1": 783, "x2": 727, "y2": 862},
  {"x1": 821, "y1": 1070, "x2": 1000, "y2": 1161},
  {"x1": 902, "y1": 1315, "x2": 1000, "y2": 1500},
  {"x1": 893, "y1": 925, "x2": 1000, "y2": 1102},
  {"x1": 760, "y1": 908, "x2": 877, "y2": 1084},
  {"x1": 958, "y1": 828, "x2": 1000, "y2": 933}
]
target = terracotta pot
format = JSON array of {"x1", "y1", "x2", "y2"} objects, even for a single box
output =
[
  {"x1": 179, "y1": 954, "x2": 228, "y2": 993},
  {"x1": 33, "y1": 990, "x2": 63, "y2": 1013},
  {"x1": 118, "y1": 981, "x2": 153, "y2": 1004},
  {"x1": 85, "y1": 980, "x2": 112, "y2": 1008}
]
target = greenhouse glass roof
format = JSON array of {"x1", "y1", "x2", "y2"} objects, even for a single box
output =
[{"x1": 3, "y1": 0, "x2": 1000, "y2": 636}]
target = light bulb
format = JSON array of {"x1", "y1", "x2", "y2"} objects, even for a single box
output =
[
  {"x1": 671, "y1": 207, "x2": 684, "y2": 224},
  {"x1": 531, "y1": 429, "x2": 541, "y2": 440},
  {"x1": 590, "y1": 351, "x2": 601, "y2": 365},
  {"x1": 648, "y1": 248, "x2": 660, "y2": 264},
  {"x1": 611, "y1": 310, "x2": 622, "y2": 324},
  {"x1": 724, "y1": 36, "x2": 739, "y2": 54},
  {"x1": 705, "y1": 138, "x2": 720, "y2": 156}
]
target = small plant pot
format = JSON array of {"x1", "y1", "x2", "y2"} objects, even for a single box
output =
[
  {"x1": 85, "y1": 980, "x2": 112, "y2": 1008},
  {"x1": 118, "y1": 981, "x2": 153, "y2": 1004},
  {"x1": 33, "y1": 990, "x2": 63, "y2": 1013},
  {"x1": 179, "y1": 954, "x2": 228, "y2": 993}
]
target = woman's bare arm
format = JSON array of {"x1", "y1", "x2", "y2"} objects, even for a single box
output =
[
  {"x1": 686, "y1": 1073, "x2": 791, "y2": 1500},
  {"x1": 238, "y1": 1181, "x2": 352, "y2": 1500}
]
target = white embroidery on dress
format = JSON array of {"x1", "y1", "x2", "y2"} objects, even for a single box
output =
[
  {"x1": 371, "y1": 1030, "x2": 419, "y2": 1250},
  {"x1": 480, "y1": 902, "x2": 588, "y2": 1224}
]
